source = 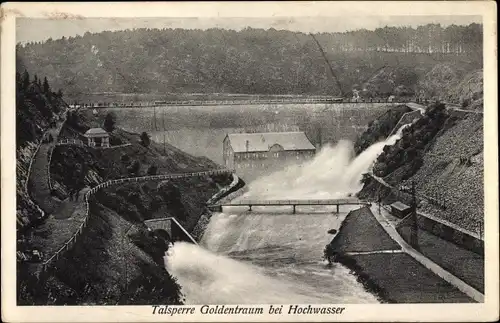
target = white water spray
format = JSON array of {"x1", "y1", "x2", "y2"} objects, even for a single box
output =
[{"x1": 165, "y1": 125, "x2": 408, "y2": 304}]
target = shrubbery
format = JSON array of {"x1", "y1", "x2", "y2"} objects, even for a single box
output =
[
  {"x1": 354, "y1": 105, "x2": 411, "y2": 155},
  {"x1": 373, "y1": 102, "x2": 448, "y2": 178},
  {"x1": 140, "y1": 132, "x2": 150, "y2": 147}
]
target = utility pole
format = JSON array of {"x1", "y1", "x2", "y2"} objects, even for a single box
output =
[
  {"x1": 378, "y1": 191, "x2": 382, "y2": 214},
  {"x1": 410, "y1": 181, "x2": 420, "y2": 251},
  {"x1": 317, "y1": 127, "x2": 322, "y2": 150},
  {"x1": 162, "y1": 109, "x2": 166, "y2": 154},
  {"x1": 153, "y1": 106, "x2": 157, "y2": 131},
  {"x1": 122, "y1": 223, "x2": 135, "y2": 295}
]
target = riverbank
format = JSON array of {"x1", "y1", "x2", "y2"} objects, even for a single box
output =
[{"x1": 328, "y1": 207, "x2": 475, "y2": 303}]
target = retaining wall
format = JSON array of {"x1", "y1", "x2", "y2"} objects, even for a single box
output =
[
  {"x1": 191, "y1": 173, "x2": 245, "y2": 242},
  {"x1": 368, "y1": 175, "x2": 483, "y2": 254},
  {"x1": 416, "y1": 213, "x2": 483, "y2": 254},
  {"x1": 392, "y1": 205, "x2": 483, "y2": 254}
]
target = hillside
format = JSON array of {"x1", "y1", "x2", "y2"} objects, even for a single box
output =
[
  {"x1": 357, "y1": 103, "x2": 483, "y2": 233},
  {"x1": 354, "y1": 104, "x2": 412, "y2": 155},
  {"x1": 16, "y1": 72, "x2": 68, "y2": 229},
  {"x1": 16, "y1": 24, "x2": 482, "y2": 101},
  {"x1": 18, "y1": 104, "x2": 232, "y2": 305},
  {"x1": 418, "y1": 64, "x2": 483, "y2": 109}
]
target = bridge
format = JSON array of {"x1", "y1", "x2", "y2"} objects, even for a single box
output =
[
  {"x1": 80, "y1": 97, "x2": 414, "y2": 109},
  {"x1": 144, "y1": 217, "x2": 198, "y2": 245},
  {"x1": 208, "y1": 198, "x2": 370, "y2": 214}
]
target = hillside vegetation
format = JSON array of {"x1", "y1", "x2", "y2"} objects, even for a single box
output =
[
  {"x1": 354, "y1": 105, "x2": 412, "y2": 154},
  {"x1": 18, "y1": 102, "x2": 231, "y2": 305},
  {"x1": 16, "y1": 72, "x2": 67, "y2": 229},
  {"x1": 16, "y1": 24, "x2": 482, "y2": 101},
  {"x1": 358, "y1": 103, "x2": 483, "y2": 232}
]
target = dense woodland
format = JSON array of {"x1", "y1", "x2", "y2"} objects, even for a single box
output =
[
  {"x1": 16, "y1": 24, "x2": 482, "y2": 99},
  {"x1": 16, "y1": 71, "x2": 65, "y2": 149}
]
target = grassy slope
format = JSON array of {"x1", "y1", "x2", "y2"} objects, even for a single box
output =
[
  {"x1": 330, "y1": 207, "x2": 401, "y2": 252},
  {"x1": 342, "y1": 253, "x2": 475, "y2": 303},
  {"x1": 329, "y1": 207, "x2": 474, "y2": 303},
  {"x1": 19, "y1": 109, "x2": 229, "y2": 305},
  {"x1": 416, "y1": 230, "x2": 484, "y2": 293}
]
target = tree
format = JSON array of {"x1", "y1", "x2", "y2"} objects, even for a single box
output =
[
  {"x1": 56, "y1": 89, "x2": 63, "y2": 98},
  {"x1": 147, "y1": 164, "x2": 158, "y2": 175},
  {"x1": 42, "y1": 77, "x2": 50, "y2": 94},
  {"x1": 120, "y1": 153, "x2": 130, "y2": 163},
  {"x1": 22, "y1": 70, "x2": 30, "y2": 90},
  {"x1": 103, "y1": 112, "x2": 116, "y2": 132},
  {"x1": 127, "y1": 160, "x2": 140, "y2": 176},
  {"x1": 140, "y1": 132, "x2": 150, "y2": 147}
]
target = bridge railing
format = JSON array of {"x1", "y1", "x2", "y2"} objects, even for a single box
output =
[
  {"x1": 88, "y1": 97, "x2": 416, "y2": 109},
  {"x1": 216, "y1": 198, "x2": 365, "y2": 206}
]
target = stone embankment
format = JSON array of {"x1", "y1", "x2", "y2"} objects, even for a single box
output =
[
  {"x1": 366, "y1": 173, "x2": 483, "y2": 254},
  {"x1": 191, "y1": 173, "x2": 245, "y2": 242},
  {"x1": 328, "y1": 206, "x2": 481, "y2": 303}
]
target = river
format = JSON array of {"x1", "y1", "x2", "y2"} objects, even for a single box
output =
[{"x1": 164, "y1": 126, "x2": 408, "y2": 304}]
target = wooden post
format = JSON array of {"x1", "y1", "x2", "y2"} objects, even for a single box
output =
[
  {"x1": 293, "y1": 205, "x2": 296, "y2": 214},
  {"x1": 248, "y1": 205, "x2": 252, "y2": 212},
  {"x1": 336, "y1": 204, "x2": 339, "y2": 213},
  {"x1": 410, "y1": 181, "x2": 419, "y2": 250}
]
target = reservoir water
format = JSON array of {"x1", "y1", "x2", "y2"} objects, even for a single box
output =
[
  {"x1": 102, "y1": 103, "x2": 390, "y2": 164},
  {"x1": 165, "y1": 127, "x2": 408, "y2": 304}
]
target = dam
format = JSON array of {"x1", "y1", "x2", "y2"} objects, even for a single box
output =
[{"x1": 164, "y1": 126, "x2": 410, "y2": 304}]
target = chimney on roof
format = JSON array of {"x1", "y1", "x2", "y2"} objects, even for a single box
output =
[{"x1": 246, "y1": 140, "x2": 249, "y2": 152}]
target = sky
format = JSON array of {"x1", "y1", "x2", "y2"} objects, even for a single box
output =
[{"x1": 16, "y1": 15, "x2": 482, "y2": 44}]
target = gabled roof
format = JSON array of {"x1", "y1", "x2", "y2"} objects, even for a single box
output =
[
  {"x1": 390, "y1": 201, "x2": 411, "y2": 211},
  {"x1": 226, "y1": 132, "x2": 316, "y2": 153},
  {"x1": 84, "y1": 128, "x2": 109, "y2": 136}
]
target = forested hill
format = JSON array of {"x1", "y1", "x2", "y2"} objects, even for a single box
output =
[{"x1": 17, "y1": 24, "x2": 482, "y2": 100}]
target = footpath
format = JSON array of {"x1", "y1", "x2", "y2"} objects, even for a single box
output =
[
  {"x1": 370, "y1": 205, "x2": 484, "y2": 302},
  {"x1": 26, "y1": 111, "x2": 92, "y2": 265}
]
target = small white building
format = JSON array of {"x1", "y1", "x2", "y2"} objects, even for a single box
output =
[{"x1": 84, "y1": 128, "x2": 110, "y2": 148}]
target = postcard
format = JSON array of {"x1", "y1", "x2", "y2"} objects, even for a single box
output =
[{"x1": 1, "y1": 1, "x2": 498, "y2": 322}]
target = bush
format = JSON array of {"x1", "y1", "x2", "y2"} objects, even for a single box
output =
[
  {"x1": 109, "y1": 136, "x2": 123, "y2": 146},
  {"x1": 147, "y1": 164, "x2": 158, "y2": 175},
  {"x1": 140, "y1": 132, "x2": 150, "y2": 147},
  {"x1": 127, "y1": 160, "x2": 140, "y2": 176},
  {"x1": 103, "y1": 112, "x2": 116, "y2": 132},
  {"x1": 120, "y1": 154, "x2": 130, "y2": 163}
]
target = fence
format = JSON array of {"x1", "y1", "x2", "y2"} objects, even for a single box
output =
[
  {"x1": 57, "y1": 139, "x2": 85, "y2": 146},
  {"x1": 41, "y1": 168, "x2": 233, "y2": 271},
  {"x1": 47, "y1": 111, "x2": 70, "y2": 192},
  {"x1": 206, "y1": 173, "x2": 240, "y2": 205},
  {"x1": 56, "y1": 139, "x2": 132, "y2": 149},
  {"x1": 86, "y1": 98, "x2": 415, "y2": 109},
  {"x1": 23, "y1": 136, "x2": 48, "y2": 226}
]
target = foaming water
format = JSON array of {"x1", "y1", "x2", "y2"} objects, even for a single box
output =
[
  {"x1": 165, "y1": 126, "x2": 407, "y2": 304},
  {"x1": 241, "y1": 124, "x2": 408, "y2": 200}
]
